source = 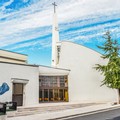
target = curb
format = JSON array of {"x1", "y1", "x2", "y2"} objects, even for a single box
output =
[{"x1": 48, "y1": 105, "x2": 120, "y2": 120}]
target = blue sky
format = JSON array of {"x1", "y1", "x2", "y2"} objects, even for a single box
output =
[{"x1": 0, "y1": 0, "x2": 120, "y2": 66}]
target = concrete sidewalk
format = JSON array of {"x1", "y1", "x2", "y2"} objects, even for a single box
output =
[{"x1": 7, "y1": 103, "x2": 120, "y2": 120}]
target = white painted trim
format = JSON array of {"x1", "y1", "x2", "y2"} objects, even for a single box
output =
[
  {"x1": 11, "y1": 78, "x2": 29, "y2": 84},
  {"x1": 11, "y1": 79, "x2": 28, "y2": 106},
  {"x1": 23, "y1": 84, "x2": 26, "y2": 106}
]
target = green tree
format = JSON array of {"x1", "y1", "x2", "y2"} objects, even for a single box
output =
[{"x1": 95, "y1": 31, "x2": 120, "y2": 104}]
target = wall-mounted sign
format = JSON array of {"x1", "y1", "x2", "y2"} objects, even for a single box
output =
[{"x1": 0, "y1": 83, "x2": 9, "y2": 95}]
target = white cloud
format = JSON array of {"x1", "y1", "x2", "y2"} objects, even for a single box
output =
[
  {"x1": 22, "y1": 0, "x2": 29, "y2": 3},
  {"x1": 0, "y1": 0, "x2": 14, "y2": 11},
  {"x1": 0, "y1": 0, "x2": 120, "y2": 49}
]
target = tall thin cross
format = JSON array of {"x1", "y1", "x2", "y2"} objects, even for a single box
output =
[{"x1": 52, "y1": 2, "x2": 57, "y2": 13}]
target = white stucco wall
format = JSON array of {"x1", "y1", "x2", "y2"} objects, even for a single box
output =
[
  {"x1": 39, "y1": 65, "x2": 70, "y2": 76},
  {"x1": 0, "y1": 62, "x2": 39, "y2": 106},
  {"x1": 57, "y1": 41, "x2": 117, "y2": 103},
  {"x1": 52, "y1": 13, "x2": 60, "y2": 66}
]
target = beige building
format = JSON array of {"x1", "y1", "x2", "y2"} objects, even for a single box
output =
[{"x1": 0, "y1": 49, "x2": 28, "y2": 64}]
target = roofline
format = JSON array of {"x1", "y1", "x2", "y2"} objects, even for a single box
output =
[
  {"x1": 0, "y1": 61, "x2": 38, "y2": 67},
  {"x1": 61, "y1": 41, "x2": 102, "y2": 55},
  {"x1": 0, "y1": 56, "x2": 27, "y2": 62},
  {"x1": 38, "y1": 64, "x2": 70, "y2": 71},
  {"x1": 0, "y1": 61, "x2": 70, "y2": 70},
  {"x1": 0, "y1": 49, "x2": 28, "y2": 56}
]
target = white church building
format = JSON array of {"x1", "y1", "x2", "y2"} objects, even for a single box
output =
[{"x1": 0, "y1": 4, "x2": 118, "y2": 106}]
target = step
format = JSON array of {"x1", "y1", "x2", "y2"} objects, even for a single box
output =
[
  {"x1": 17, "y1": 104, "x2": 85, "y2": 112},
  {"x1": 7, "y1": 103, "x2": 96, "y2": 118}
]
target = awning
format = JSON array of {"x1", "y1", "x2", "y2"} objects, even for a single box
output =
[{"x1": 11, "y1": 78, "x2": 29, "y2": 84}]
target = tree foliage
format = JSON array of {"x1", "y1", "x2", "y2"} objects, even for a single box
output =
[{"x1": 95, "y1": 31, "x2": 120, "y2": 89}]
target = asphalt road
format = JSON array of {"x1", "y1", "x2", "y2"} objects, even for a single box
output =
[{"x1": 56, "y1": 107, "x2": 120, "y2": 120}]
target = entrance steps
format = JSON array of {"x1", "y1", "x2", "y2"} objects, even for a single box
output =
[{"x1": 7, "y1": 103, "x2": 96, "y2": 118}]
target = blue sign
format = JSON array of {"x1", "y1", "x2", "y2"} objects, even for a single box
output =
[{"x1": 0, "y1": 83, "x2": 9, "y2": 95}]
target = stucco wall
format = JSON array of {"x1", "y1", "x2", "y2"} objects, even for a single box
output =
[
  {"x1": 57, "y1": 41, "x2": 117, "y2": 103},
  {"x1": 39, "y1": 65, "x2": 70, "y2": 76},
  {"x1": 0, "y1": 62, "x2": 39, "y2": 106}
]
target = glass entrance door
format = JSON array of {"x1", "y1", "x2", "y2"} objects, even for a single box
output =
[
  {"x1": 49, "y1": 89, "x2": 53, "y2": 101},
  {"x1": 39, "y1": 76, "x2": 68, "y2": 102},
  {"x1": 54, "y1": 89, "x2": 59, "y2": 101},
  {"x1": 39, "y1": 89, "x2": 68, "y2": 102},
  {"x1": 44, "y1": 89, "x2": 48, "y2": 101},
  {"x1": 59, "y1": 89, "x2": 64, "y2": 101}
]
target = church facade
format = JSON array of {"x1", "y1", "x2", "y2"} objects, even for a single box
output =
[
  {"x1": 56, "y1": 41, "x2": 117, "y2": 103},
  {"x1": 51, "y1": 4, "x2": 117, "y2": 103},
  {"x1": 0, "y1": 4, "x2": 118, "y2": 106}
]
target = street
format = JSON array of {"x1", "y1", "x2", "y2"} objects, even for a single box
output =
[{"x1": 55, "y1": 107, "x2": 120, "y2": 120}]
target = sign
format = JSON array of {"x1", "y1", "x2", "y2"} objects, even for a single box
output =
[{"x1": 0, "y1": 83, "x2": 9, "y2": 95}]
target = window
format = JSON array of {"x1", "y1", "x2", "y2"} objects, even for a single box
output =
[
  {"x1": 57, "y1": 46, "x2": 61, "y2": 63},
  {"x1": 39, "y1": 76, "x2": 68, "y2": 87},
  {"x1": 60, "y1": 76, "x2": 65, "y2": 87}
]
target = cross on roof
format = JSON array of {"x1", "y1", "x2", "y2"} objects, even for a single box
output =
[{"x1": 52, "y1": 2, "x2": 57, "y2": 13}]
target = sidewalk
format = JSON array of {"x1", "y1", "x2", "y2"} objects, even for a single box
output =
[{"x1": 7, "y1": 103, "x2": 120, "y2": 120}]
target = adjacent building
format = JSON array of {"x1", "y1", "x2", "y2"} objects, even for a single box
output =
[{"x1": 0, "y1": 49, "x2": 28, "y2": 64}]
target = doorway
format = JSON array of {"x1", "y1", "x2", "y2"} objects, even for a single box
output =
[{"x1": 12, "y1": 83, "x2": 24, "y2": 106}]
